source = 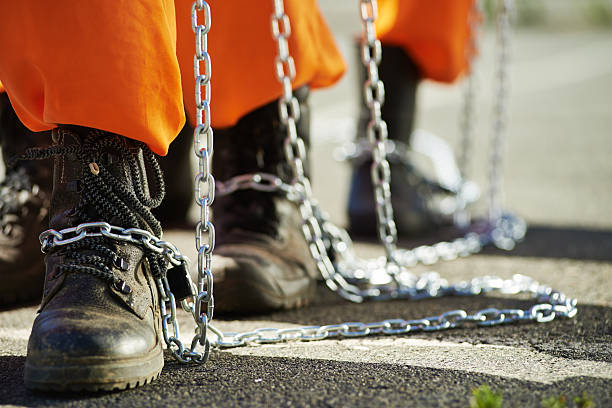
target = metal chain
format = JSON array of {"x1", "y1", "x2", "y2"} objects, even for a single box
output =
[
  {"x1": 147, "y1": 0, "x2": 572, "y2": 354},
  {"x1": 38, "y1": 222, "x2": 577, "y2": 350},
  {"x1": 358, "y1": 0, "x2": 399, "y2": 267},
  {"x1": 266, "y1": 0, "x2": 365, "y2": 303},
  {"x1": 211, "y1": 0, "x2": 528, "y2": 303},
  {"x1": 40, "y1": 222, "x2": 186, "y2": 265},
  {"x1": 204, "y1": 0, "x2": 576, "y2": 347},
  {"x1": 211, "y1": 278, "x2": 577, "y2": 348},
  {"x1": 488, "y1": 0, "x2": 513, "y2": 221},
  {"x1": 149, "y1": 0, "x2": 216, "y2": 364},
  {"x1": 34, "y1": 0, "x2": 569, "y2": 364},
  {"x1": 458, "y1": 0, "x2": 483, "y2": 181}
]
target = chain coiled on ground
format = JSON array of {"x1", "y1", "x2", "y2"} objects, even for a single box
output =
[{"x1": 201, "y1": 0, "x2": 577, "y2": 348}]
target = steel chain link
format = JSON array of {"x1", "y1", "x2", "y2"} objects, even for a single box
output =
[
  {"x1": 153, "y1": 0, "x2": 215, "y2": 364},
  {"x1": 359, "y1": 0, "x2": 399, "y2": 266},
  {"x1": 458, "y1": 0, "x2": 483, "y2": 182},
  {"x1": 38, "y1": 222, "x2": 578, "y2": 350},
  {"x1": 40, "y1": 222, "x2": 186, "y2": 265},
  {"x1": 489, "y1": 0, "x2": 513, "y2": 221},
  {"x1": 266, "y1": 0, "x2": 365, "y2": 303},
  {"x1": 211, "y1": 291, "x2": 577, "y2": 348}
]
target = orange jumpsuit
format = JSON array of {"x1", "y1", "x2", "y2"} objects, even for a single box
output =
[{"x1": 0, "y1": 0, "x2": 472, "y2": 155}]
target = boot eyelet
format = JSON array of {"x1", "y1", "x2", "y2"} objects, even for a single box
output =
[
  {"x1": 113, "y1": 280, "x2": 132, "y2": 294},
  {"x1": 114, "y1": 257, "x2": 129, "y2": 271},
  {"x1": 49, "y1": 270, "x2": 63, "y2": 281}
]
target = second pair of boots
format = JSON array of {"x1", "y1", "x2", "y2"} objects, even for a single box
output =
[
  {"x1": 0, "y1": 46, "x2": 455, "y2": 313},
  {"x1": 0, "y1": 87, "x2": 318, "y2": 314}
]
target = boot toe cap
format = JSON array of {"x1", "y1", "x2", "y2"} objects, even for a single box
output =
[{"x1": 27, "y1": 307, "x2": 158, "y2": 361}]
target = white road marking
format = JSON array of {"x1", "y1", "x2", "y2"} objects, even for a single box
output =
[{"x1": 224, "y1": 336, "x2": 612, "y2": 384}]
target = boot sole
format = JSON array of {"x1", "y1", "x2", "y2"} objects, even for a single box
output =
[
  {"x1": 215, "y1": 278, "x2": 317, "y2": 314},
  {"x1": 24, "y1": 346, "x2": 164, "y2": 392}
]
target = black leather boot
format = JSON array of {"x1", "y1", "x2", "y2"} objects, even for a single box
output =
[
  {"x1": 0, "y1": 93, "x2": 51, "y2": 306},
  {"x1": 23, "y1": 126, "x2": 166, "y2": 391},
  {"x1": 212, "y1": 86, "x2": 318, "y2": 314},
  {"x1": 348, "y1": 44, "x2": 453, "y2": 237}
]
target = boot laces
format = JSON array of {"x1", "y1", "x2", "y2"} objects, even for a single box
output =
[{"x1": 17, "y1": 128, "x2": 167, "y2": 286}]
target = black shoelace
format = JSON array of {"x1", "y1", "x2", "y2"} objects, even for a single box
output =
[{"x1": 13, "y1": 128, "x2": 167, "y2": 286}]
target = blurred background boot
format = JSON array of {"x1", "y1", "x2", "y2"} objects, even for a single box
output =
[
  {"x1": 347, "y1": 44, "x2": 455, "y2": 237},
  {"x1": 154, "y1": 119, "x2": 194, "y2": 228},
  {"x1": 0, "y1": 93, "x2": 51, "y2": 307},
  {"x1": 212, "y1": 86, "x2": 318, "y2": 314}
]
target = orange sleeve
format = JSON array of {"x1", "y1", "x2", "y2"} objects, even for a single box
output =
[
  {"x1": 0, "y1": 0, "x2": 185, "y2": 155},
  {"x1": 176, "y1": 0, "x2": 346, "y2": 129},
  {"x1": 0, "y1": 1, "x2": 344, "y2": 154},
  {"x1": 0, "y1": 81, "x2": 4, "y2": 93},
  {"x1": 377, "y1": 0, "x2": 474, "y2": 83}
]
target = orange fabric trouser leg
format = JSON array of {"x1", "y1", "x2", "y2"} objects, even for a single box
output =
[
  {"x1": 0, "y1": 1, "x2": 344, "y2": 155},
  {"x1": 377, "y1": 0, "x2": 474, "y2": 83},
  {"x1": 0, "y1": 1, "x2": 184, "y2": 155},
  {"x1": 177, "y1": 0, "x2": 345, "y2": 130}
]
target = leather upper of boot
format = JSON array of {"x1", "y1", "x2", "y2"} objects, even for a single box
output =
[
  {"x1": 211, "y1": 86, "x2": 318, "y2": 312},
  {"x1": 27, "y1": 127, "x2": 164, "y2": 362}
]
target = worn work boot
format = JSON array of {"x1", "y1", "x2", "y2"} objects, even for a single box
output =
[
  {"x1": 0, "y1": 93, "x2": 51, "y2": 306},
  {"x1": 348, "y1": 44, "x2": 454, "y2": 237},
  {"x1": 24, "y1": 126, "x2": 166, "y2": 391},
  {"x1": 154, "y1": 119, "x2": 194, "y2": 227},
  {"x1": 212, "y1": 86, "x2": 318, "y2": 314}
]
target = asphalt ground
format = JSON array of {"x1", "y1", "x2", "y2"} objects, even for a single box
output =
[{"x1": 1, "y1": 6, "x2": 611, "y2": 408}]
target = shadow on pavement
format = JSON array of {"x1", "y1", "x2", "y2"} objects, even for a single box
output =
[
  {"x1": 386, "y1": 224, "x2": 612, "y2": 262},
  {"x1": 1, "y1": 352, "x2": 610, "y2": 408},
  {"x1": 483, "y1": 225, "x2": 612, "y2": 262}
]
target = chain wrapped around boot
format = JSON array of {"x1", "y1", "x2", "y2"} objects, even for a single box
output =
[
  {"x1": 212, "y1": 86, "x2": 318, "y2": 314},
  {"x1": 19, "y1": 126, "x2": 168, "y2": 392}
]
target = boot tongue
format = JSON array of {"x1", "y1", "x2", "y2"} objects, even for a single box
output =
[{"x1": 47, "y1": 128, "x2": 136, "y2": 231}]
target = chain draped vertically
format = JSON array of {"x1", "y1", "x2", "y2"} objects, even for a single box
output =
[
  {"x1": 358, "y1": 0, "x2": 399, "y2": 266},
  {"x1": 488, "y1": 0, "x2": 513, "y2": 222},
  {"x1": 458, "y1": 0, "x2": 484, "y2": 182},
  {"x1": 153, "y1": 0, "x2": 216, "y2": 364}
]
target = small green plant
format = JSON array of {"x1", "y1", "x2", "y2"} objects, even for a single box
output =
[
  {"x1": 470, "y1": 384, "x2": 503, "y2": 408},
  {"x1": 542, "y1": 395, "x2": 567, "y2": 408},
  {"x1": 574, "y1": 392, "x2": 594, "y2": 408},
  {"x1": 541, "y1": 392, "x2": 595, "y2": 408}
]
